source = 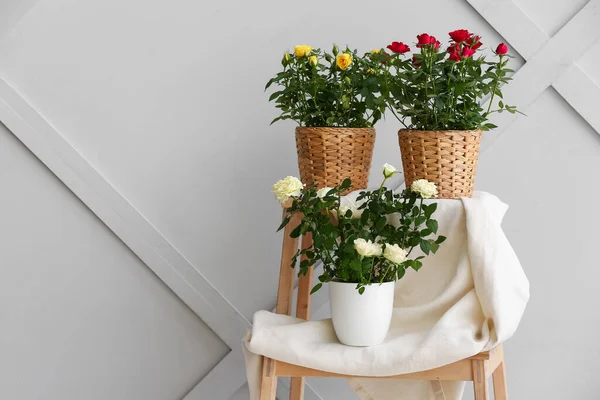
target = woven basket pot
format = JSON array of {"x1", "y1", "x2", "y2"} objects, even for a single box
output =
[
  {"x1": 398, "y1": 129, "x2": 482, "y2": 199},
  {"x1": 295, "y1": 127, "x2": 375, "y2": 191}
]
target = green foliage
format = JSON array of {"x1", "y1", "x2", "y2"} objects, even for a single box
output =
[
  {"x1": 278, "y1": 175, "x2": 445, "y2": 294},
  {"x1": 265, "y1": 46, "x2": 386, "y2": 128},
  {"x1": 382, "y1": 34, "x2": 522, "y2": 131}
]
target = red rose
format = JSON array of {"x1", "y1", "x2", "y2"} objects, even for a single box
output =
[
  {"x1": 447, "y1": 43, "x2": 461, "y2": 53},
  {"x1": 496, "y1": 43, "x2": 508, "y2": 55},
  {"x1": 416, "y1": 33, "x2": 431, "y2": 48},
  {"x1": 449, "y1": 29, "x2": 470, "y2": 42},
  {"x1": 468, "y1": 35, "x2": 483, "y2": 50},
  {"x1": 412, "y1": 56, "x2": 421, "y2": 67},
  {"x1": 387, "y1": 41, "x2": 410, "y2": 54},
  {"x1": 433, "y1": 40, "x2": 440, "y2": 50},
  {"x1": 461, "y1": 47, "x2": 475, "y2": 58},
  {"x1": 449, "y1": 51, "x2": 461, "y2": 62}
]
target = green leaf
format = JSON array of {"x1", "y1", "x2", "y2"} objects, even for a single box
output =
[
  {"x1": 290, "y1": 224, "x2": 302, "y2": 238},
  {"x1": 358, "y1": 286, "x2": 365, "y2": 295},
  {"x1": 340, "y1": 178, "x2": 352, "y2": 190},
  {"x1": 408, "y1": 236, "x2": 421, "y2": 246},
  {"x1": 420, "y1": 228, "x2": 432, "y2": 237},
  {"x1": 411, "y1": 260, "x2": 423, "y2": 271},
  {"x1": 420, "y1": 240, "x2": 431, "y2": 255},
  {"x1": 277, "y1": 215, "x2": 291, "y2": 232},
  {"x1": 424, "y1": 203, "x2": 437, "y2": 218},
  {"x1": 360, "y1": 209, "x2": 370, "y2": 224},
  {"x1": 310, "y1": 283, "x2": 323, "y2": 294},
  {"x1": 270, "y1": 116, "x2": 284, "y2": 125},
  {"x1": 435, "y1": 235, "x2": 447, "y2": 244},
  {"x1": 426, "y1": 219, "x2": 438, "y2": 234},
  {"x1": 268, "y1": 91, "x2": 282, "y2": 101},
  {"x1": 397, "y1": 266, "x2": 406, "y2": 280},
  {"x1": 349, "y1": 258, "x2": 362, "y2": 271}
]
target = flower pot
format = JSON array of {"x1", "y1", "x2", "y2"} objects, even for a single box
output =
[
  {"x1": 329, "y1": 281, "x2": 395, "y2": 346},
  {"x1": 295, "y1": 127, "x2": 375, "y2": 191},
  {"x1": 398, "y1": 129, "x2": 482, "y2": 199}
]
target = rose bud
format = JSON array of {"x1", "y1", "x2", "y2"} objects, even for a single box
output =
[{"x1": 496, "y1": 43, "x2": 508, "y2": 55}]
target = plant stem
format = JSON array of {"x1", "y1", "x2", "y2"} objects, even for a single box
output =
[
  {"x1": 378, "y1": 177, "x2": 388, "y2": 198},
  {"x1": 429, "y1": 49, "x2": 438, "y2": 128},
  {"x1": 485, "y1": 55, "x2": 502, "y2": 116},
  {"x1": 388, "y1": 106, "x2": 408, "y2": 127},
  {"x1": 380, "y1": 261, "x2": 394, "y2": 284},
  {"x1": 407, "y1": 197, "x2": 424, "y2": 256}
]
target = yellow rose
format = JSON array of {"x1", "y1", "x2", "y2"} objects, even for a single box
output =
[
  {"x1": 336, "y1": 53, "x2": 353, "y2": 70},
  {"x1": 371, "y1": 49, "x2": 381, "y2": 54},
  {"x1": 294, "y1": 45, "x2": 312, "y2": 58},
  {"x1": 309, "y1": 55, "x2": 318, "y2": 67}
]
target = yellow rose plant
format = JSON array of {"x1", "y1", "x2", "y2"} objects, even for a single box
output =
[{"x1": 266, "y1": 45, "x2": 387, "y2": 127}]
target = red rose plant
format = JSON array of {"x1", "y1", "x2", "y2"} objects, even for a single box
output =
[{"x1": 379, "y1": 30, "x2": 521, "y2": 131}]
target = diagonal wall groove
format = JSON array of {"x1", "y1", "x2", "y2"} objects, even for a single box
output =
[{"x1": 0, "y1": 75, "x2": 250, "y2": 400}]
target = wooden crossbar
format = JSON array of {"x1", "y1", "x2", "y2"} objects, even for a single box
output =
[{"x1": 260, "y1": 209, "x2": 508, "y2": 400}]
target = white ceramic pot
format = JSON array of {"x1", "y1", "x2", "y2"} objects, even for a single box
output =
[{"x1": 329, "y1": 281, "x2": 395, "y2": 346}]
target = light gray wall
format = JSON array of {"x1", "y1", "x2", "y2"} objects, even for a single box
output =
[
  {"x1": 0, "y1": 123, "x2": 228, "y2": 399},
  {"x1": 0, "y1": 0, "x2": 598, "y2": 399}
]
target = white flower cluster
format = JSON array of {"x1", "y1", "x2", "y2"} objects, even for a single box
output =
[
  {"x1": 353, "y1": 239, "x2": 382, "y2": 257},
  {"x1": 272, "y1": 176, "x2": 304, "y2": 203},
  {"x1": 353, "y1": 239, "x2": 408, "y2": 265},
  {"x1": 383, "y1": 244, "x2": 408, "y2": 264},
  {"x1": 410, "y1": 179, "x2": 438, "y2": 199}
]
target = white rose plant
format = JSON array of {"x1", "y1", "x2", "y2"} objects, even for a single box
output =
[{"x1": 274, "y1": 164, "x2": 446, "y2": 294}]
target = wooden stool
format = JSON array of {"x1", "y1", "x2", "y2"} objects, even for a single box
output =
[{"x1": 259, "y1": 210, "x2": 508, "y2": 400}]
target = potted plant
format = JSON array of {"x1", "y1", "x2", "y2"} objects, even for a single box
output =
[
  {"x1": 272, "y1": 164, "x2": 445, "y2": 346},
  {"x1": 266, "y1": 44, "x2": 386, "y2": 191},
  {"x1": 379, "y1": 30, "x2": 521, "y2": 198}
]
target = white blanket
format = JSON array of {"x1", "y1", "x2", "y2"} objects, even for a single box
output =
[{"x1": 243, "y1": 191, "x2": 530, "y2": 400}]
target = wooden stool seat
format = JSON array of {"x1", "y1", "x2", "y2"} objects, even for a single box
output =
[{"x1": 259, "y1": 209, "x2": 508, "y2": 400}]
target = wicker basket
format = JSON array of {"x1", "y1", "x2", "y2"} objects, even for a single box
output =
[
  {"x1": 398, "y1": 129, "x2": 482, "y2": 199},
  {"x1": 295, "y1": 127, "x2": 375, "y2": 191}
]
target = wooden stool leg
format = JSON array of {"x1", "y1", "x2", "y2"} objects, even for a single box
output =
[
  {"x1": 260, "y1": 357, "x2": 277, "y2": 400},
  {"x1": 290, "y1": 232, "x2": 314, "y2": 400},
  {"x1": 276, "y1": 210, "x2": 301, "y2": 316},
  {"x1": 290, "y1": 377, "x2": 305, "y2": 399},
  {"x1": 472, "y1": 359, "x2": 490, "y2": 400},
  {"x1": 492, "y1": 361, "x2": 508, "y2": 400}
]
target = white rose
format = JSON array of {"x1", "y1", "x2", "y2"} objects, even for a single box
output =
[
  {"x1": 272, "y1": 176, "x2": 304, "y2": 203},
  {"x1": 383, "y1": 244, "x2": 408, "y2": 264},
  {"x1": 338, "y1": 196, "x2": 364, "y2": 218},
  {"x1": 338, "y1": 204, "x2": 363, "y2": 219},
  {"x1": 354, "y1": 238, "x2": 383, "y2": 257},
  {"x1": 410, "y1": 179, "x2": 438, "y2": 199},
  {"x1": 382, "y1": 163, "x2": 397, "y2": 178},
  {"x1": 316, "y1": 187, "x2": 333, "y2": 199}
]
